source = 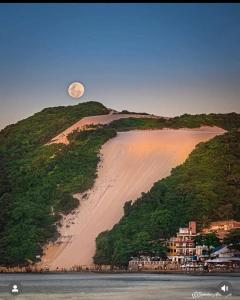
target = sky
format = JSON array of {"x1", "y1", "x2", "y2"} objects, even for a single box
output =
[{"x1": 0, "y1": 3, "x2": 240, "y2": 129}]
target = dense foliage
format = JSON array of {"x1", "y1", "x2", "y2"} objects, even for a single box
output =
[
  {"x1": 194, "y1": 233, "x2": 221, "y2": 256},
  {"x1": 0, "y1": 101, "x2": 110, "y2": 265},
  {"x1": 110, "y1": 112, "x2": 240, "y2": 131},
  {"x1": 94, "y1": 131, "x2": 240, "y2": 266}
]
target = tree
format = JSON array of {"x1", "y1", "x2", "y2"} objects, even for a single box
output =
[
  {"x1": 148, "y1": 240, "x2": 167, "y2": 258},
  {"x1": 194, "y1": 232, "x2": 221, "y2": 256},
  {"x1": 94, "y1": 230, "x2": 114, "y2": 265},
  {"x1": 123, "y1": 201, "x2": 132, "y2": 216}
]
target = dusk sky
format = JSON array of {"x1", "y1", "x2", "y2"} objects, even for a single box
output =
[{"x1": 1, "y1": 4, "x2": 240, "y2": 129}]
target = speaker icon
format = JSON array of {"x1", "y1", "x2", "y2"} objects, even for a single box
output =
[
  {"x1": 221, "y1": 285, "x2": 228, "y2": 292},
  {"x1": 218, "y1": 281, "x2": 232, "y2": 296}
]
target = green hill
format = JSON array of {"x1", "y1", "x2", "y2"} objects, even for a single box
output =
[
  {"x1": 94, "y1": 130, "x2": 240, "y2": 266},
  {"x1": 0, "y1": 101, "x2": 240, "y2": 266},
  {"x1": 0, "y1": 101, "x2": 111, "y2": 265}
]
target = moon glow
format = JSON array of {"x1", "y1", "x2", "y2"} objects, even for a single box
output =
[{"x1": 68, "y1": 82, "x2": 85, "y2": 98}]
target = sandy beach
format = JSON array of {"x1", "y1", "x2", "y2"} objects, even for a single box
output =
[{"x1": 40, "y1": 126, "x2": 226, "y2": 270}]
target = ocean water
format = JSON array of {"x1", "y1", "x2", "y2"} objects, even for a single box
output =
[{"x1": 0, "y1": 273, "x2": 239, "y2": 300}]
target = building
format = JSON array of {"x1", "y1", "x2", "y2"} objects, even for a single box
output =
[
  {"x1": 166, "y1": 221, "x2": 197, "y2": 263},
  {"x1": 211, "y1": 245, "x2": 240, "y2": 259},
  {"x1": 195, "y1": 245, "x2": 213, "y2": 262},
  {"x1": 128, "y1": 219, "x2": 240, "y2": 269},
  {"x1": 206, "y1": 245, "x2": 240, "y2": 267},
  {"x1": 202, "y1": 220, "x2": 240, "y2": 240}
]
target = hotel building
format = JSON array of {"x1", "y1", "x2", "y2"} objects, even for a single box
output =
[{"x1": 166, "y1": 221, "x2": 197, "y2": 263}]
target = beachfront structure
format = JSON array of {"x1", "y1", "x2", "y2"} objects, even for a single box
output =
[
  {"x1": 166, "y1": 221, "x2": 197, "y2": 263},
  {"x1": 166, "y1": 219, "x2": 240, "y2": 263},
  {"x1": 195, "y1": 245, "x2": 210, "y2": 261},
  {"x1": 211, "y1": 245, "x2": 240, "y2": 259},
  {"x1": 202, "y1": 220, "x2": 240, "y2": 240},
  {"x1": 206, "y1": 245, "x2": 240, "y2": 267},
  {"x1": 128, "y1": 219, "x2": 240, "y2": 270}
]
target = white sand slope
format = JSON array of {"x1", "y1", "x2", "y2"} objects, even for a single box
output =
[
  {"x1": 41, "y1": 126, "x2": 225, "y2": 270},
  {"x1": 48, "y1": 113, "x2": 159, "y2": 145}
]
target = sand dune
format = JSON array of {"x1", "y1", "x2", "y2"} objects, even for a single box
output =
[
  {"x1": 48, "y1": 113, "x2": 159, "y2": 145},
  {"x1": 41, "y1": 126, "x2": 225, "y2": 270}
]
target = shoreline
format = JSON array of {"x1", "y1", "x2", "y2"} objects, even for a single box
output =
[{"x1": 0, "y1": 270, "x2": 240, "y2": 276}]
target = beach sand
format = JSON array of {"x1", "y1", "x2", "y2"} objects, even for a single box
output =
[{"x1": 41, "y1": 126, "x2": 226, "y2": 270}]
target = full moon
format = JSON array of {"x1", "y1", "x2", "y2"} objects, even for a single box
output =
[{"x1": 68, "y1": 82, "x2": 85, "y2": 98}]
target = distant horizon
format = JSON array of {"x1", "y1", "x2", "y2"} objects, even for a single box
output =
[{"x1": 1, "y1": 3, "x2": 240, "y2": 129}]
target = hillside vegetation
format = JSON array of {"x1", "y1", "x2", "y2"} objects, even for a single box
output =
[
  {"x1": 94, "y1": 131, "x2": 240, "y2": 266},
  {"x1": 0, "y1": 101, "x2": 240, "y2": 266},
  {"x1": 109, "y1": 112, "x2": 240, "y2": 131},
  {"x1": 0, "y1": 101, "x2": 110, "y2": 265}
]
